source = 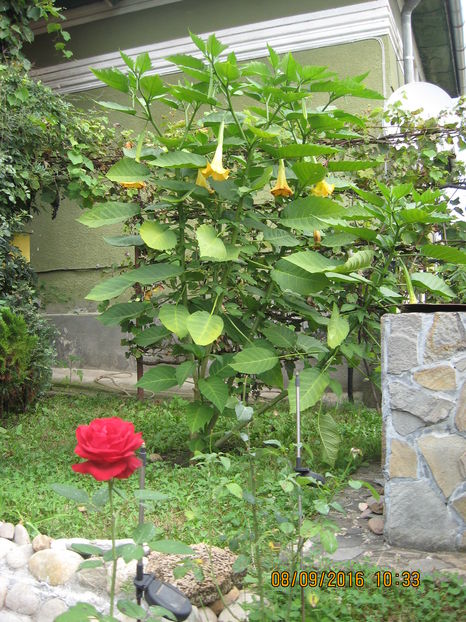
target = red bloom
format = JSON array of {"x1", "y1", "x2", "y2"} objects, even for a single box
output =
[{"x1": 72, "y1": 417, "x2": 143, "y2": 481}]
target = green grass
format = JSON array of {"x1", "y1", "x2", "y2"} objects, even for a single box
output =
[{"x1": 0, "y1": 394, "x2": 380, "y2": 542}]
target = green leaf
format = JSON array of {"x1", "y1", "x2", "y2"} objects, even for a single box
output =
[
  {"x1": 283, "y1": 251, "x2": 340, "y2": 274},
  {"x1": 198, "y1": 377, "x2": 228, "y2": 412},
  {"x1": 106, "y1": 158, "x2": 150, "y2": 183},
  {"x1": 318, "y1": 410, "x2": 340, "y2": 467},
  {"x1": 313, "y1": 499, "x2": 330, "y2": 515},
  {"x1": 262, "y1": 227, "x2": 300, "y2": 247},
  {"x1": 132, "y1": 523, "x2": 157, "y2": 545},
  {"x1": 327, "y1": 304, "x2": 349, "y2": 349},
  {"x1": 226, "y1": 482, "x2": 243, "y2": 499},
  {"x1": 258, "y1": 363, "x2": 284, "y2": 389},
  {"x1": 133, "y1": 325, "x2": 170, "y2": 347},
  {"x1": 231, "y1": 346, "x2": 278, "y2": 375},
  {"x1": 98, "y1": 302, "x2": 147, "y2": 326},
  {"x1": 176, "y1": 361, "x2": 195, "y2": 386},
  {"x1": 96, "y1": 100, "x2": 136, "y2": 115},
  {"x1": 149, "y1": 540, "x2": 195, "y2": 555},
  {"x1": 153, "y1": 151, "x2": 207, "y2": 168},
  {"x1": 232, "y1": 554, "x2": 249, "y2": 573},
  {"x1": 86, "y1": 263, "x2": 183, "y2": 301},
  {"x1": 296, "y1": 334, "x2": 328, "y2": 354},
  {"x1": 186, "y1": 402, "x2": 214, "y2": 433},
  {"x1": 277, "y1": 144, "x2": 340, "y2": 157},
  {"x1": 281, "y1": 196, "x2": 346, "y2": 230},
  {"x1": 271, "y1": 260, "x2": 328, "y2": 295},
  {"x1": 292, "y1": 162, "x2": 327, "y2": 186},
  {"x1": 91, "y1": 67, "x2": 129, "y2": 92},
  {"x1": 78, "y1": 559, "x2": 104, "y2": 570},
  {"x1": 103, "y1": 235, "x2": 144, "y2": 247},
  {"x1": 159, "y1": 305, "x2": 190, "y2": 338},
  {"x1": 136, "y1": 365, "x2": 178, "y2": 392},
  {"x1": 320, "y1": 528, "x2": 338, "y2": 554},
  {"x1": 117, "y1": 600, "x2": 146, "y2": 618},
  {"x1": 55, "y1": 603, "x2": 101, "y2": 622},
  {"x1": 288, "y1": 369, "x2": 329, "y2": 413},
  {"x1": 140, "y1": 221, "x2": 177, "y2": 250},
  {"x1": 411, "y1": 272, "x2": 455, "y2": 299},
  {"x1": 196, "y1": 225, "x2": 227, "y2": 261},
  {"x1": 420, "y1": 244, "x2": 466, "y2": 265},
  {"x1": 209, "y1": 354, "x2": 236, "y2": 379},
  {"x1": 328, "y1": 160, "x2": 375, "y2": 171},
  {"x1": 71, "y1": 543, "x2": 104, "y2": 556},
  {"x1": 166, "y1": 54, "x2": 209, "y2": 82},
  {"x1": 332, "y1": 249, "x2": 374, "y2": 274},
  {"x1": 186, "y1": 311, "x2": 224, "y2": 346},
  {"x1": 77, "y1": 202, "x2": 140, "y2": 228},
  {"x1": 262, "y1": 324, "x2": 297, "y2": 348},
  {"x1": 50, "y1": 484, "x2": 90, "y2": 505},
  {"x1": 140, "y1": 74, "x2": 167, "y2": 99},
  {"x1": 399, "y1": 208, "x2": 451, "y2": 224},
  {"x1": 320, "y1": 232, "x2": 357, "y2": 247},
  {"x1": 134, "y1": 489, "x2": 169, "y2": 502},
  {"x1": 91, "y1": 486, "x2": 109, "y2": 508}
]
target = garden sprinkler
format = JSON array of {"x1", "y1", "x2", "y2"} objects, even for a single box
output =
[{"x1": 134, "y1": 444, "x2": 192, "y2": 622}]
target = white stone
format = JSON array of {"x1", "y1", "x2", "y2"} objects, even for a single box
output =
[
  {"x1": 5, "y1": 583, "x2": 40, "y2": 615},
  {"x1": 32, "y1": 535, "x2": 52, "y2": 552},
  {"x1": 236, "y1": 590, "x2": 260, "y2": 606},
  {"x1": 0, "y1": 577, "x2": 7, "y2": 608},
  {"x1": 0, "y1": 613, "x2": 32, "y2": 622},
  {"x1": 0, "y1": 524, "x2": 14, "y2": 540},
  {"x1": 186, "y1": 606, "x2": 200, "y2": 622},
  {"x1": 218, "y1": 603, "x2": 248, "y2": 622},
  {"x1": 29, "y1": 549, "x2": 83, "y2": 586},
  {"x1": 37, "y1": 598, "x2": 68, "y2": 622},
  {"x1": 6, "y1": 545, "x2": 33, "y2": 569},
  {"x1": 0, "y1": 539, "x2": 16, "y2": 560},
  {"x1": 77, "y1": 561, "x2": 107, "y2": 592},
  {"x1": 13, "y1": 526, "x2": 30, "y2": 546},
  {"x1": 198, "y1": 607, "x2": 218, "y2": 622},
  {"x1": 106, "y1": 558, "x2": 137, "y2": 594}
]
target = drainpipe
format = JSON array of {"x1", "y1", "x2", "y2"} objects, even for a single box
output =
[
  {"x1": 448, "y1": 0, "x2": 466, "y2": 96},
  {"x1": 402, "y1": 0, "x2": 422, "y2": 84}
]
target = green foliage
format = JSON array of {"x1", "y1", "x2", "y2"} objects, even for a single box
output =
[{"x1": 77, "y1": 33, "x2": 464, "y2": 452}]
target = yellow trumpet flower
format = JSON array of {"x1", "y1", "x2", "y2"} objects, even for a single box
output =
[
  {"x1": 202, "y1": 119, "x2": 229, "y2": 181},
  {"x1": 119, "y1": 181, "x2": 146, "y2": 189},
  {"x1": 313, "y1": 230, "x2": 321, "y2": 246},
  {"x1": 311, "y1": 179, "x2": 334, "y2": 197},
  {"x1": 195, "y1": 169, "x2": 215, "y2": 194},
  {"x1": 271, "y1": 159, "x2": 294, "y2": 197}
]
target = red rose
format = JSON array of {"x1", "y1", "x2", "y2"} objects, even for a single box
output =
[{"x1": 72, "y1": 417, "x2": 143, "y2": 481}]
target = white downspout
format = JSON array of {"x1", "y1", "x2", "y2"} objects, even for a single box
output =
[{"x1": 402, "y1": 0, "x2": 422, "y2": 84}]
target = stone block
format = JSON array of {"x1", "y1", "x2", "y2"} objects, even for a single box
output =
[
  {"x1": 0, "y1": 577, "x2": 7, "y2": 608},
  {"x1": 454, "y1": 356, "x2": 466, "y2": 372},
  {"x1": 5, "y1": 582, "x2": 40, "y2": 615},
  {"x1": 451, "y1": 494, "x2": 466, "y2": 521},
  {"x1": 418, "y1": 434, "x2": 466, "y2": 498},
  {"x1": 388, "y1": 336, "x2": 418, "y2": 375},
  {"x1": 218, "y1": 603, "x2": 247, "y2": 622},
  {"x1": 413, "y1": 365, "x2": 456, "y2": 391},
  {"x1": 389, "y1": 439, "x2": 418, "y2": 478},
  {"x1": 0, "y1": 524, "x2": 14, "y2": 540},
  {"x1": 392, "y1": 411, "x2": 426, "y2": 436},
  {"x1": 424, "y1": 313, "x2": 466, "y2": 363},
  {"x1": 13, "y1": 525, "x2": 30, "y2": 546},
  {"x1": 197, "y1": 607, "x2": 218, "y2": 622},
  {"x1": 389, "y1": 382, "x2": 453, "y2": 424},
  {"x1": 460, "y1": 452, "x2": 466, "y2": 479},
  {"x1": 390, "y1": 313, "x2": 422, "y2": 340},
  {"x1": 385, "y1": 480, "x2": 458, "y2": 550},
  {"x1": 28, "y1": 549, "x2": 82, "y2": 586},
  {"x1": 0, "y1": 538, "x2": 16, "y2": 560},
  {"x1": 455, "y1": 381, "x2": 466, "y2": 432},
  {"x1": 37, "y1": 599, "x2": 68, "y2": 622}
]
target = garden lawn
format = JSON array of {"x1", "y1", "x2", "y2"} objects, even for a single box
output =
[{"x1": 0, "y1": 393, "x2": 380, "y2": 543}]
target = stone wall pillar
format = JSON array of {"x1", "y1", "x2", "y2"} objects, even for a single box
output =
[{"x1": 382, "y1": 312, "x2": 466, "y2": 551}]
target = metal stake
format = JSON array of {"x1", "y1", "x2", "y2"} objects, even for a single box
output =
[{"x1": 136, "y1": 444, "x2": 146, "y2": 620}]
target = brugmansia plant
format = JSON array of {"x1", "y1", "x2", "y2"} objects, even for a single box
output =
[{"x1": 78, "y1": 33, "x2": 465, "y2": 455}]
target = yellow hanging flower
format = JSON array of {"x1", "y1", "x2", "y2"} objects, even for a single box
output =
[
  {"x1": 195, "y1": 169, "x2": 215, "y2": 194},
  {"x1": 271, "y1": 159, "x2": 294, "y2": 197},
  {"x1": 313, "y1": 230, "x2": 321, "y2": 246},
  {"x1": 202, "y1": 120, "x2": 229, "y2": 181},
  {"x1": 311, "y1": 179, "x2": 334, "y2": 197},
  {"x1": 119, "y1": 181, "x2": 146, "y2": 189}
]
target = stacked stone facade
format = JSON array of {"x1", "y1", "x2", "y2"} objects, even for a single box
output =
[{"x1": 382, "y1": 312, "x2": 466, "y2": 551}]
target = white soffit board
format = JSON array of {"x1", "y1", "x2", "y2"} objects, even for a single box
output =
[
  {"x1": 31, "y1": 0, "x2": 183, "y2": 34},
  {"x1": 31, "y1": 0, "x2": 402, "y2": 94}
]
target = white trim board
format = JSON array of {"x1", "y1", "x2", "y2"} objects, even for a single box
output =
[
  {"x1": 31, "y1": 0, "x2": 402, "y2": 94},
  {"x1": 31, "y1": 0, "x2": 183, "y2": 35}
]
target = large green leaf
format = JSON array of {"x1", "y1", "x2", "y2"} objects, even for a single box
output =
[
  {"x1": 106, "y1": 157, "x2": 151, "y2": 183},
  {"x1": 411, "y1": 272, "x2": 456, "y2": 299},
  {"x1": 420, "y1": 244, "x2": 466, "y2": 265},
  {"x1": 271, "y1": 260, "x2": 328, "y2": 295},
  {"x1": 331, "y1": 249, "x2": 374, "y2": 274},
  {"x1": 281, "y1": 197, "x2": 346, "y2": 230},
  {"x1": 86, "y1": 263, "x2": 183, "y2": 301},
  {"x1": 288, "y1": 368, "x2": 329, "y2": 413},
  {"x1": 327, "y1": 304, "x2": 349, "y2": 349},
  {"x1": 77, "y1": 202, "x2": 140, "y2": 228},
  {"x1": 136, "y1": 365, "x2": 177, "y2": 393},
  {"x1": 283, "y1": 251, "x2": 340, "y2": 274},
  {"x1": 149, "y1": 540, "x2": 194, "y2": 555},
  {"x1": 187, "y1": 311, "x2": 224, "y2": 345},
  {"x1": 91, "y1": 67, "x2": 129, "y2": 92},
  {"x1": 321, "y1": 232, "x2": 357, "y2": 247},
  {"x1": 258, "y1": 363, "x2": 284, "y2": 389},
  {"x1": 231, "y1": 346, "x2": 278, "y2": 374},
  {"x1": 262, "y1": 227, "x2": 300, "y2": 247},
  {"x1": 276, "y1": 144, "x2": 340, "y2": 157},
  {"x1": 296, "y1": 334, "x2": 328, "y2": 354},
  {"x1": 153, "y1": 151, "x2": 207, "y2": 168},
  {"x1": 140, "y1": 74, "x2": 167, "y2": 99},
  {"x1": 196, "y1": 224, "x2": 227, "y2": 260},
  {"x1": 209, "y1": 353, "x2": 236, "y2": 378},
  {"x1": 317, "y1": 410, "x2": 340, "y2": 467},
  {"x1": 185, "y1": 402, "x2": 214, "y2": 433},
  {"x1": 98, "y1": 302, "x2": 147, "y2": 326},
  {"x1": 176, "y1": 361, "x2": 195, "y2": 386},
  {"x1": 159, "y1": 304, "x2": 190, "y2": 338},
  {"x1": 103, "y1": 234, "x2": 144, "y2": 247},
  {"x1": 327, "y1": 160, "x2": 374, "y2": 171},
  {"x1": 133, "y1": 325, "x2": 170, "y2": 347},
  {"x1": 399, "y1": 209, "x2": 451, "y2": 224},
  {"x1": 292, "y1": 162, "x2": 327, "y2": 185},
  {"x1": 262, "y1": 323, "x2": 297, "y2": 348},
  {"x1": 140, "y1": 221, "x2": 177, "y2": 250},
  {"x1": 96, "y1": 101, "x2": 136, "y2": 115},
  {"x1": 198, "y1": 377, "x2": 228, "y2": 412}
]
